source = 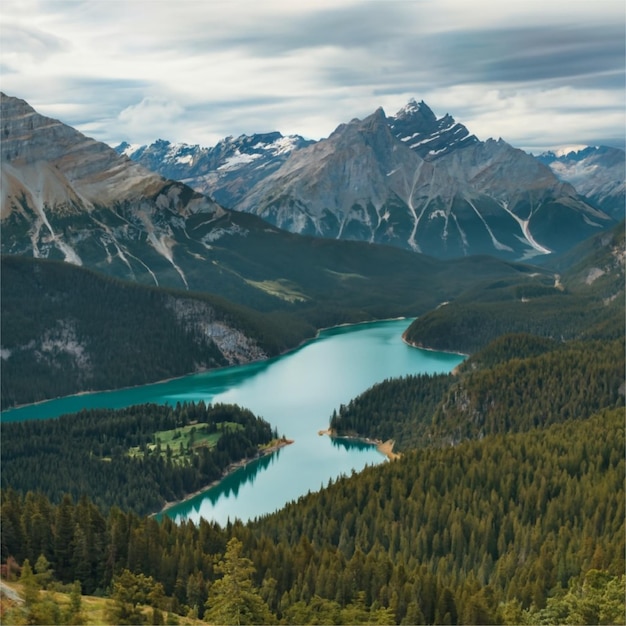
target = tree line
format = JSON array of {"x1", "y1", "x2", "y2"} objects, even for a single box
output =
[
  {"x1": 1, "y1": 407, "x2": 623, "y2": 624},
  {"x1": 1, "y1": 402, "x2": 278, "y2": 516},
  {"x1": 331, "y1": 334, "x2": 624, "y2": 451}
]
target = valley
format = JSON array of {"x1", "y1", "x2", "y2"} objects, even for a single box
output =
[
  {"x1": 0, "y1": 92, "x2": 624, "y2": 625},
  {"x1": 1, "y1": 318, "x2": 463, "y2": 524}
]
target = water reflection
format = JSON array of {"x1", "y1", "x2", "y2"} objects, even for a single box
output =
[
  {"x1": 329, "y1": 436, "x2": 378, "y2": 453},
  {"x1": 160, "y1": 450, "x2": 280, "y2": 522}
]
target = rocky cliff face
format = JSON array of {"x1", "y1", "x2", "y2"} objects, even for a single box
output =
[
  {"x1": 537, "y1": 146, "x2": 625, "y2": 219},
  {"x1": 164, "y1": 296, "x2": 267, "y2": 365},
  {"x1": 388, "y1": 98, "x2": 479, "y2": 159},
  {"x1": 0, "y1": 92, "x2": 230, "y2": 290},
  {"x1": 235, "y1": 105, "x2": 611, "y2": 260}
]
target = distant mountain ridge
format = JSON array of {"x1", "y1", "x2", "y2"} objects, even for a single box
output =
[
  {"x1": 537, "y1": 146, "x2": 625, "y2": 219},
  {"x1": 117, "y1": 99, "x2": 614, "y2": 261},
  {"x1": 235, "y1": 103, "x2": 611, "y2": 260},
  {"x1": 116, "y1": 131, "x2": 313, "y2": 208}
]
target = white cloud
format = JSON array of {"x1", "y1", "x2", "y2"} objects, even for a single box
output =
[
  {"x1": 0, "y1": 0, "x2": 623, "y2": 152},
  {"x1": 117, "y1": 98, "x2": 186, "y2": 143}
]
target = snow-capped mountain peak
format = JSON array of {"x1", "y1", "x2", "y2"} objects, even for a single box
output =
[
  {"x1": 114, "y1": 96, "x2": 617, "y2": 260},
  {"x1": 115, "y1": 132, "x2": 314, "y2": 208},
  {"x1": 388, "y1": 99, "x2": 479, "y2": 159}
]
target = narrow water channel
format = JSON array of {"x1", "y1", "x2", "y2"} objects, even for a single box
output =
[{"x1": 2, "y1": 319, "x2": 464, "y2": 525}]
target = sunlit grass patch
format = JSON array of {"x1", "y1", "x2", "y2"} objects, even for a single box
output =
[
  {"x1": 127, "y1": 421, "x2": 243, "y2": 465},
  {"x1": 244, "y1": 278, "x2": 309, "y2": 302}
]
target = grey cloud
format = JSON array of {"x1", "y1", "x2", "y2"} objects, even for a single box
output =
[
  {"x1": 186, "y1": 95, "x2": 295, "y2": 113},
  {"x1": 2, "y1": 23, "x2": 69, "y2": 60},
  {"x1": 569, "y1": 71, "x2": 626, "y2": 91},
  {"x1": 16, "y1": 1, "x2": 623, "y2": 151},
  {"x1": 48, "y1": 78, "x2": 152, "y2": 126},
  {"x1": 429, "y1": 25, "x2": 625, "y2": 86},
  {"x1": 163, "y1": 3, "x2": 420, "y2": 58}
]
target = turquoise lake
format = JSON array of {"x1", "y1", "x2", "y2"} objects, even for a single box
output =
[{"x1": 1, "y1": 318, "x2": 464, "y2": 525}]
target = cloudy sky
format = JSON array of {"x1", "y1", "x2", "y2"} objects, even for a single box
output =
[{"x1": 2, "y1": 0, "x2": 624, "y2": 153}]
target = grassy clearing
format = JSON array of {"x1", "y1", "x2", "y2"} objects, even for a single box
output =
[
  {"x1": 0, "y1": 580, "x2": 203, "y2": 625},
  {"x1": 128, "y1": 421, "x2": 243, "y2": 465},
  {"x1": 244, "y1": 278, "x2": 309, "y2": 302}
]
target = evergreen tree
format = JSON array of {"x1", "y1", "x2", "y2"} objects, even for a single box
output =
[{"x1": 205, "y1": 537, "x2": 275, "y2": 625}]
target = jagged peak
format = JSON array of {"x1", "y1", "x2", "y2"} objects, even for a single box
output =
[
  {"x1": 543, "y1": 145, "x2": 597, "y2": 158},
  {"x1": 394, "y1": 98, "x2": 436, "y2": 123},
  {"x1": 353, "y1": 107, "x2": 392, "y2": 136},
  {"x1": 369, "y1": 106, "x2": 388, "y2": 122}
]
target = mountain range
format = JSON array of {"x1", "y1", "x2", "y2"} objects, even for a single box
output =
[
  {"x1": 1, "y1": 93, "x2": 556, "y2": 297},
  {"x1": 1, "y1": 90, "x2": 624, "y2": 625},
  {"x1": 537, "y1": 146, "x2": 625, "y2": 218},
  {"x1": 2, "y1": 92, "x2": 553, "y2": 406},
  {"x1": 117, "y1": 131, "x2": 314, "y2": 207},
  {"x1": 117, "y1": 98, "x2": 618, "y2": 261}
]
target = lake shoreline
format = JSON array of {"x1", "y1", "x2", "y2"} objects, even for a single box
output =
[
  {"x1": 401, "y1": 332, "x2": 469, "y2": 358},
  {"x1": 155, "y1": 437, "x2": 294, "y2": 517},
  {"x1": 319, "y1": 429, "x2": 401, "y2": 461},
  {"x1": 2, "y1": 317, "x2": 414, "y2": 416},
  {"x1": 5, "y1": 318, "x2": 463, "y2": 525}
]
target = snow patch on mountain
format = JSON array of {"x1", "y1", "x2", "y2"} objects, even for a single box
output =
[
  {"x1": 537, "y1": 146, "x2": 625, "y2": 219},
  {"x1": 218, "y1": 151, "x2": 261, "y2": 171}
]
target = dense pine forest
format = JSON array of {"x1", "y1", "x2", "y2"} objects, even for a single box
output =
[
  {"x1": 1, "y1": 402, "x2": 280, "y2": 515},
  {"x1": 330, "y1": 335, "x2": 624, "y2": 450},
  {"x1": 0, "y1": 255, "x2": 315, "y2": 410},
  {"x1": 1, "y1": 224, "x2": 624, "y2": 624},
  {"x1": 2, "y1": 409, "x2": 623, "y2": 624}
]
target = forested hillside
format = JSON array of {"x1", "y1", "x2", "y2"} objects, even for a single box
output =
[
  {"x1": 0, "y1": 255, "x2": 314, "y2": 409},
  {"x1": 2, "y1": 409, "x2": 623, "y2": 624},
  {"x1": 403, "y1": 222, "x2": 624, "y2": 354},
  {"x1": 1, "y1": 402, "x2": 280, "y2": 516},
  {"x1": 330, "y1": 335, "x2": 624, "y2": 450}
]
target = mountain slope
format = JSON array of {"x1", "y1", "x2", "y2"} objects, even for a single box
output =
[
  {"x1": 403, "y1": 221, "x2": 625, "y2": 354},
  {"x1": 537, "y1": 146, "x2": 625, "y2": 219},
  {"x1": 116, "y1": 132, "x2": 314, "y2": 209},
  {"x1": 234, "y1": 103, "x2": 611, "y2": 260},
  {"x1": 0, "y1": 255, "x2": 309, "y2": 409},
  {"x1": 1, "y1": 92, "x2": 226, "y2": 290},
  {"x1": 2, "y1": 93, "x2": 544, "y2": 318}
]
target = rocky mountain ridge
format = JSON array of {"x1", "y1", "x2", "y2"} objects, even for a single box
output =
[
  {"x1": 116, "y1": 98, "x2": 614, "y2": 261},
  {"x1": 387, "y1": 98, "x2": 480, "y2": 158},
  {"x1": 116, "y1": 131, "x2": 313, "y2": 208},
  {"x1": 537, "y1": 146, "x2": 625, "y2": 219},
  {"x1": 235, "y1": 103, "x2": 611, "y2": 260},
  {"x1": 1, "y1": 92, "x2": 228, "y2": 289}
]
